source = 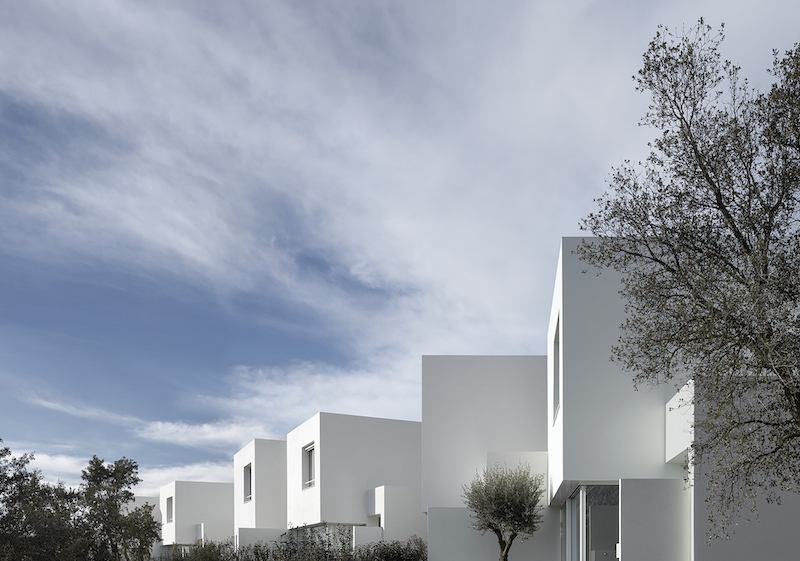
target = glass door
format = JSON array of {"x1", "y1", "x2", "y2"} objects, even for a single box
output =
[{"x1": 564, "y1": 485, "x2": 619, "y2": 561}]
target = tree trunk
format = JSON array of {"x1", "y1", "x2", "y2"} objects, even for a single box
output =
[{"x1": 496, "y1": 531, "x2": 516, "y2": 561}]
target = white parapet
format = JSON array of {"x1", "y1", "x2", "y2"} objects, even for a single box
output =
[{"x1": 665, "y1": 381, "x2": 694, "y2": 465}]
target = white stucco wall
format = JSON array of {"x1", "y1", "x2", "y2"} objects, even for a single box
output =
[
  {"x1": 548, "y1": 238, "x2": 685, "y2": 503},
  {"x1": 286, "y1": 414, "x2": 322, "y2": 527},
  {"x1": 427, "y1": 505, "x2": 559, "y2": 561},
  {"x1": 619, "y1": 478, "x2": 691, "y2": 561},
  {"x1": 287, "y1": 412, "x2": 422, "y2": 532},
  {"x1": 234, "y1": 438, "x2": 287, "y2": 540},
  {"x1": 665, "y1": 382, "x2": 694, "y2": 464},
  {"x1": 421, "y1": 355, "x2": 547, "y2": 511},
  {"x1": 319, "y1": 413, "x2": 421, "y2": 526},
  {"x1": 160, "y1": 481, "x2": 234, "y2": 546},
  {"x1": 237, "y1": 527, "x2": 285, "y2": 548},
  {"x1": 369, "y1": 486, "x2": 427, "y2": 542},
  {"x1": 353, "y1": 526, "x2": 384, "y2": 547},
  {"x1": 693, "y1": 471, "x2": 800, "y2": 560}
]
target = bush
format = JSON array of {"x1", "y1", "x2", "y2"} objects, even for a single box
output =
[
  {"x1": 156, "y1": 533, "x2": 426, "y2": 561},
  {"x1": 354, "y1": 536, "x2": 426, "y2": 561}
]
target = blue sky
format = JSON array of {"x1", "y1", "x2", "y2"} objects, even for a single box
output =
[{"x1": 1, "y1": 0, "x2": 798, "y2": 495}]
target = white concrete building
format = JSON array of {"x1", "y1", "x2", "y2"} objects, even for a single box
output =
[
  {"x1": 159, "y1": 481, "x2": 234, "y2": 549},
  {"x1": 422, "y1": 237, "x2": 800, "y2": 561},
  {"x1": 286, "y1": 412, "x2": 426, "y2": 544},
  {"x1": 422, "y1": 355, "x2": 557, "y2": 561},
  {"x1": 233, "y1": 438, "x2": 287, "y2": 547},
  {"x1": 147, "y1": 235, "x2": 800, "y2": 560}
]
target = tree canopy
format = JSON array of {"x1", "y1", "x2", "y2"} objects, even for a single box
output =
[
  {"x1": 461, "y1": 463, "x2": 544, "y2": 561},
  {"x1": 0, "y1": 439, "x2": 159, "y2": 561},
  {"x1": 579, "y1": 20, "x2": 800, "y2": 535}
]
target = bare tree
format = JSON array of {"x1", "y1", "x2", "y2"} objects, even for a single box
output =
[
  {"x1": 462, "y1": 463, "x2": 545, "y2": 561},
  {"x1": 579, "y1": 20, "x2": 800, "y2": 536}
]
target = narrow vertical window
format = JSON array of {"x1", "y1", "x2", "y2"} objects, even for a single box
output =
[
  {"x1": 303, "y1": 443, "x2": 315, "y2": 488},
  {"x1": 553, "y1": 317, "x2": 560, "y2": 424},
  {"x1": 166, "y1": 496, "x2": 173, "y2": 523},
  {"x1": 244, "y1": 463, "x2": 252, "y2": 502}
]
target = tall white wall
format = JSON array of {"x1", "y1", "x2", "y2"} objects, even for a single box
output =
[
  {"x1": 318, "y1": 413, "x2": 421, "y2": 525},
  {"x1": 286, "y1": 414, "x2": 322, "y2": 527},
  {"x1": 665, "y1": 382, "x2": 693, "y2": 464},
  {"x1": 619, "y1": 478, "x2": 691, "y2": 561},
  {"x1": 548, "y1": 238, "x2": 685, "y2": 503},
  {"x1": 234, "y1": 438, "x2": 287, "y2": 539},
  {"x1": 421, "y1": 355, "x2": 547, "y2": 511},
  {"x1": 427, "y1": 505, "x2": 559, "y2": 561},
  {"x1": 693, "y1": 470, "x2": 800, "y2": 560},
  {"x1": 160, "y1": 481, "x2": 234, "y2": 546},
  {"x1": 287, "y1": 412, "x2": 421, "y2": 531},
  {"x1": 372, "y1": 486, "x2": 427, "y2": 542}
]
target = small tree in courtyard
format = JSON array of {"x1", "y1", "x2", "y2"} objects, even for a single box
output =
[{"x1": 462, "y1": 463, "x2": 545, "y2": 561}]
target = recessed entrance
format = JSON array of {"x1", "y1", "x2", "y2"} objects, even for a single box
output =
[{"x1": 563, "y1": 485, "x2": 619, "y2": 561}]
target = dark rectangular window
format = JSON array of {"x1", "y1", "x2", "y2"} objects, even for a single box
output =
[
  {"x1": 244, "y1": 463, "x2": 252, "y2": 502},
  {"x1": 553, "y1": 317, "x2": 560, "y2": 424},
  {"x1": 303, "y1": 443, "x2": 315, "y2": 488}
]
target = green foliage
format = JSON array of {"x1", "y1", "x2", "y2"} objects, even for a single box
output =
[
  {"x1": 354, "y1": 536, "x2": 426, "y2": 561},
  {"x1": 157, "y1": 539, "x2": 239, "y2": 561},
  {"x1": 0, "y1": 442, "x2": 86, "y2": 561},
  {"x1": 82, "y1": 455, "x2": 160, "y2": 561},
  {"x1": 0, "y1": 438, "x2": 159, "y2": 561},
  {"x1": 157, "y1": 532, "x2": 427, "y2": 561},
  {"x1": 462, "y1": 463, "x2": 544, "y2": 561},
  {"x1": 579, "y1": 20, "x2": 800, "y2": 536},
  {"x1": 271, "y1": 524, "x2": 355, "y2": 561}
]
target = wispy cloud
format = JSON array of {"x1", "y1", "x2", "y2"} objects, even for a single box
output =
[
  {"x1": 191, "y1": 361, "x2": 422, "y2": 434},
  {"x1": 135, "y1": 418, "x2": 274, "y2": 453},
  {"x1": 23, "y1": 395, "x2": 143, "y2": 428},
  {"x1": 4, "y1": 0, "x2": 800, "y2": 496}
]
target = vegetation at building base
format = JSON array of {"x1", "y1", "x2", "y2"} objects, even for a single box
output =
[
  {"x1": 156, "y1": 531, "x2": 427, "y2": 561},
  {"x1": 579, "y1": 19, "x2": 800, "y2": 537},
  {"x1": 461, "y1": 463, "x2": 545, "y2": 561},
  {"x1": 0, "y1": 438, "x2": 159, "y2": 561}
]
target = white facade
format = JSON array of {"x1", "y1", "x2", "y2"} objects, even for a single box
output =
[
  {"x1": 547, "y1": 238, "x2": 685, "y2": 501},
  {"x1": 159, "y1": 481, "x2": 234, "y2": 547},
  {"x1": 421, "y1": 355, "x2": 548, "y2": 511},
  {"x1": 286, "y1": 412, "x2": 426, "y2": 540},
  {"x1": 145, "y1": 235, "x2": 800, "y2": 560},
  {"x1": 421, "y1": 355, "x2": 557, "y2": 561},
  {"x1": 233, "y1": 438, "x2": 286, "y2": 546},
  {"x1": 422, "y1": 237, "x2": 800, "y2": 561}
]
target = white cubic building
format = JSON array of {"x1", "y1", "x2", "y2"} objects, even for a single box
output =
[
  {"x1": 145, "y1": 235, "x2": 800, "y2": 561},
  {"x1": 422, "y1": 355, "x2": 557, "y2": 561},
  {"x1": 233, "y1": 438, "x2": 287, "y2": 547},
  {"x1": 286, "y1": 412, "x2": 426, "y2": 543},
  {"x1": 159, "y1": 481, "x2": 234, "y2": 549},
  {"x1": 422, "y1": 237, "x2": 800, "y2": 561}
]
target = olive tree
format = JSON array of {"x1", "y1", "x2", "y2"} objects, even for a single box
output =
[
  {"x1": 579, "y1": 20, "x2": 800, "y2": 536},
  {"x1": 461, "y1": 463, "x2": 545, "y2": 561}
]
